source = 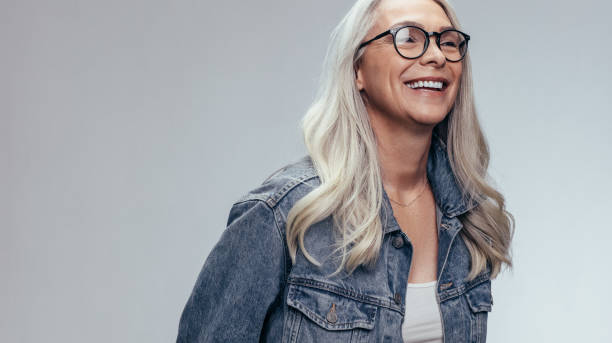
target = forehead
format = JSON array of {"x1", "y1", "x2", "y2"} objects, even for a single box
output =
[{"x1": 375, "y1": 0, "x2": 452, "y2": 31}]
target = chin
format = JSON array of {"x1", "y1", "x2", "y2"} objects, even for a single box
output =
[{"x1": 406, "y1": 107, "x2": 449, "y2": 125}]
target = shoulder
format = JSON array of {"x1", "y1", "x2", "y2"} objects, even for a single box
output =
[
  {"x1": 223, "y1": 155, "x2": 322, "y2": 279},
  {"x1": 233, "y1": 154, "x2": 321, "y2": 210}
]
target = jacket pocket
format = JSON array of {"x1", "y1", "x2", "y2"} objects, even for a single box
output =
[
  {"x1": 463, "y1": 278, "x2": 493, "y2": 343},
  {"x1": 284, "y1": 282, "x2": 378, "y2": 343}
]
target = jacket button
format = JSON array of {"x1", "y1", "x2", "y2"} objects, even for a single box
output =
[
  {"x1": 392, "y1": 236, "x2": 404, "y2": 248},
  {"x1": 326, "y1": 303, "x2": 338, "y2": 324},
  {"x1": 394, "y1": 292, "x2": 402, "y2": 304}
]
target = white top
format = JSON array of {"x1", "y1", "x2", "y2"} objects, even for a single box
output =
[{"x1": 401, "y1": 281, "x2": 443, "y2": 343}]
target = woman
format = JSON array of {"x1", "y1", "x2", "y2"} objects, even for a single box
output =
[{"x1": 177, "y1": 0, "x2": 514, "y2": 342}]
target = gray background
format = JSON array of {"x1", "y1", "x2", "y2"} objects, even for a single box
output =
[{"x1": 2, "y1": 0, "x2": 611, "y2": 342}]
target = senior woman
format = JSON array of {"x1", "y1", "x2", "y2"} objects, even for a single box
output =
[{"x1": 177, "y1": 0, "x2": 514, "y2": 342}]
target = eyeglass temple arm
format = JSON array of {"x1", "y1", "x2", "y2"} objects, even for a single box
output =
[{"x1": 358, "y1": 30, "x2": 393, "y2": 49}]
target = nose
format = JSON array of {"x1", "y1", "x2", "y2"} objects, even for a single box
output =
[{"x1": 420, "y1": 35, "x2": 446, "y2": 66}]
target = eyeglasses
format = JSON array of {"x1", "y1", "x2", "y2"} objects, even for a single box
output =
[{"x1": 358, "y1": 25, "x2": 471, "y2": 62}]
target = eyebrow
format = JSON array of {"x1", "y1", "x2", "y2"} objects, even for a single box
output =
[{"x1": 390, "y1": 20, "x2": 455, "y2": 31}]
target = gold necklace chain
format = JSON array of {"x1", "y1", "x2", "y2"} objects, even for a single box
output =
[{"x1": 386, "y1": 175, "x2": 429, "y2": 208}]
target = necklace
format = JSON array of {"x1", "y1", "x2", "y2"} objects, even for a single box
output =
[{"x1": 386, "y1": 175, "x2": 429, "y2": 208}]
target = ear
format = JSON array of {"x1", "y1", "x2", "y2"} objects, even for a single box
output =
[{"x1": 355, "y1": 63, "x2": 365, "y2": 91}]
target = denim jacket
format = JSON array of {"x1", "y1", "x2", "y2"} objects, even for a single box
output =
[{"x1": 177, "y1": 133, "x2": 493, "y2": 343}]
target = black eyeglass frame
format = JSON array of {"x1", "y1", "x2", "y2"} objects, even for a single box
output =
[{"x1": 358, "y1": 25, "x2": 471, "y2": 62}]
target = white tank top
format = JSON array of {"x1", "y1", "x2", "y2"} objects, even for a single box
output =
[
  {"x1": 401, "y1": 203, "x2": 444, "y2": 343},
  {"x1": 401, "y1": 281, "x2": 443, "y2": 343}
]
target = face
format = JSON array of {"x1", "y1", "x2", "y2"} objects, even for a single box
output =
[{"x1": 355, "y1": 0, "x2": 463, "y2": 127}]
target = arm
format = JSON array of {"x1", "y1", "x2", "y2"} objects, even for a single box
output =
[{"x1": 176, "y1": 199, "x2": 286, "y2": 342}]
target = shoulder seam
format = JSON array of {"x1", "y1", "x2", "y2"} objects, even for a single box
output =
[
  {"x1": 233, "y1": 156, "x2": 319, "y2": 207},
  {"x1": 264, "y1": 173, "x2": 319, "y2": 208},
  {"x1": 270, "y1": 205, "x2": 289, "y2": 287}
]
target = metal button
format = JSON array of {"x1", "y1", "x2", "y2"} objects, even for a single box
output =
[
  {"x1": 392, "y1": 236, "x2": 404, "y2": 249},
  {"x1": 394, "y1": 292, "x2": 402, "y2": 304},
  {"x1": 326, "y1": 303, "x2": 337, "y2": 323}
]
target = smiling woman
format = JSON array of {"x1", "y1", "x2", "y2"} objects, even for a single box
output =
[
  {"x1": 355, "y1": 0, "x2": 466, "y2": 131},
  {"x1": 176, "y1": 0, "x2": 515, "y2": 342}
]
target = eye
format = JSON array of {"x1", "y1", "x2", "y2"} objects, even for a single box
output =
[
  {"x1": 395, "y1": 27, "x2": 425, "y2": 45},
  {"x1": 441, "y1": 41, "x2": 458, "y2": 48},
  {"x1": 439, "y1": 31, "x2": 466, "y2": 49}
]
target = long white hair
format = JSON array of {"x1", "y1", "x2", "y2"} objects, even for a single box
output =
[{"x1": 286, "y1": 0, "x2": 514, "y2": 281}]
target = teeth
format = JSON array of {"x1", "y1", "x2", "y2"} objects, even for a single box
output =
[{"x1": 407, "y1": 80, "x2": 444, "y2": 90}]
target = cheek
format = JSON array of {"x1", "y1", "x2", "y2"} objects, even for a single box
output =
[
  {"x1": 450, "y1": 65, "x2": 463, "y2": 94},
  {"x1": 362, "y1": 66, "x2": 391, "y2": 95},
  {"x1": 453, "y1": 64, "x2": 463, "y2": 83}
]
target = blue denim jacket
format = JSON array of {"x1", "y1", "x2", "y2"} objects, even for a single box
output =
[{"x1": 177, "y1": 133, "x2": 493, "y2": 342}]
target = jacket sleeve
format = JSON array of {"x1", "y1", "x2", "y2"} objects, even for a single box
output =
[{"x1": 176, "y1": 199, "x2": 287, "y2": 342}]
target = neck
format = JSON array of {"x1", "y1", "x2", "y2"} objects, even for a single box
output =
[{"x1": 369, "y1": 111, "x2": 434, "y2": 197}]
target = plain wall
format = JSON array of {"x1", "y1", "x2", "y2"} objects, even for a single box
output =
[{"x1": 2, "y1": 0, "x2": 611, "y2": 341}]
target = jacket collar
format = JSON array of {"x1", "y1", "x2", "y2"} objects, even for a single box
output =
[{"x1": 381, "y1": 131, "x2": 479, "y2": 234}]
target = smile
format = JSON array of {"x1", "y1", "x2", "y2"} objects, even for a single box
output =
[
  {"x1": 404, "y1": 81, "x2": 448, "y2": 95},
  {"x1": 403, "y1": 77, "x2": 450, "y2": 93},
  {"x1": 406, "y1": 80, "x2": 444, "y2": 90}
]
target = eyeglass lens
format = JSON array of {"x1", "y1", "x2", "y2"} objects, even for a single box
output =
[{"x1": 394, "y1": 27, "x2": 467, "y2": 61}]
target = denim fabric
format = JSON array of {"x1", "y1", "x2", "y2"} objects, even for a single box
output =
[{"x1": 177, "y1": 132, "x2": 493, "y2": 342}]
